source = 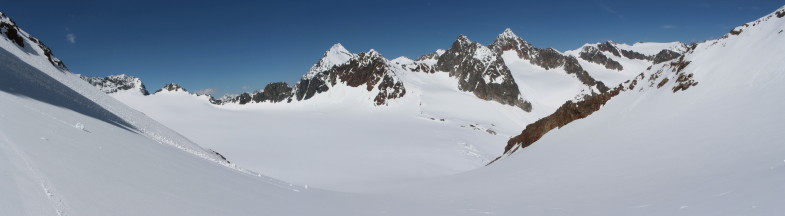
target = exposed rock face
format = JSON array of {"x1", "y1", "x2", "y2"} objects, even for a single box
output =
[
  {"x1": 155, "y1": 83, "x2": 186, "y2": 93},
  {"x1": 81, "y1": 30, "x2": 611, "y2": 111},
  {"x1": 234, "y1": 93, "x2": 252, "y2": 105},
  {"x1": 652, "y1": 49, "x2": 682, "y2": 64},
  {"x1": 499, "y1": 84, "x2": 625, "y2": 158},
  {"x1": 490, "y1": 29, "x2": 609, "y2": 94},
  {"x1": 578, "y1": 46, "x2": 624, "y2": 70},
  {"x1": 406, "y1": 50, "x2": 444, "y2": 73},
  {"x1": 294, "y1": 74, "x2": 330, "y2": 101},
  {"x1": 596, "y1": 41, "x2": 621, "y2": 57},
  {"x1": 577, "y1": 41, "x2": 684, "y2": 70},
  {"x1": 437, "y1": 34, "x2": 532, "y2": 111},
  {"x1": 374, "y1": 74, "x2": 406, "y2": 106},
  {"x1": 0, "y1": 21, "x2": 23, "y2": 47},
  {"x1": 251, "y1": 82, "x2": 292, "y2": 103},
  {"x1": 620, "y1": 49, "x2": 649, "y2": 60},
  {"x1": 489, "y1": 28, "x2": 533, "y2": 59},
  {"x1": 292, "y1": 49, "x2": 407, "y2": 105},
  {"x1": 329, "y1": 51, "x2": 389, "y2": 90},
  {"x1": 1, "y1": 12, "x2": 66, "y2": 69},
  {"x1": 80, "y1": 74, "x2": 150, "y2": 95}
]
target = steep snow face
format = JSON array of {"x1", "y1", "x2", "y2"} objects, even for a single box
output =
[
  {"x1": 501, "y1": 51, "x2": 593, "y2": 118},
  {"x1": 0, "y1": 15, "x2": 366, "y2": 215},
  {"x1": 344, "y1": 7, "x2": 785, "y2": 216},
  {"x1": 304, "y1": 43, "x2": 353, "y2": 79}
]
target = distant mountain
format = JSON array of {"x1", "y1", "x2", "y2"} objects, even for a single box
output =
[
  {"x1": 83, "y1": 28, "x2": 688, "y2": 116},
  {"x1": 80, "y1": 74, "x2": 150, "y2": 95},
  {"x1": 4, "y1": 4, "x2": 785, "y2": 216}
]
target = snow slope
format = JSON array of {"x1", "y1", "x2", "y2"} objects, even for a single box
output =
[
  {"x1": 4, "y1": 5, "x2": 785, "y2": 215},
  {"x1": 112, "y1": 67, "x2": 532, "y2": 192},
  {"x1": 0, "y1": 13, "x2": 360, "y2": 215},
  {"x1": 374, "y1": 6, "x2": 785, "y2": 215}
]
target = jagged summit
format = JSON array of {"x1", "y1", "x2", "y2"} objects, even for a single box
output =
[
  {"x1": 306, "y1": 43, "x2": 354, "y2": 79},
  {"x1": 365, "y1": 49, "x2": 381, "y2": 57},
  {"x1": 329, "y1": 43, "x2": 349, "y2": 53},
  {"x1": 80, "y1": 74, "x2": 150, "y2": 95},
  {"x1": 498, "y1": 28, "x2": 519, "y2": 39},
  {"x1": 155, "y1": 83, "x2": 187, "y2": 93}
]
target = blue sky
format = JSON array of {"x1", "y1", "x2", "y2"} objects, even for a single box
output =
[{"x1": 4, "y1": 0, "x2": 783, "y2": 96}]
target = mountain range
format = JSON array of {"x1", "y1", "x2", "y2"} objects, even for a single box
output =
[{"x1": 2, "y1": 5, "x2": 785, "y2": 215}]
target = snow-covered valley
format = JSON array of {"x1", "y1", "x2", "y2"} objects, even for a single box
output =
[{"x1": 2, "y1": 5, "x2": 785, "y2": 216}]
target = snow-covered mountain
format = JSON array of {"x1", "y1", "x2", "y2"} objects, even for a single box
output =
[
  {"x1": 80, "y1": 26, "x2": 684, "y2": 191},
  {"x1": 0, "y1": 12, "x2": 346, "y2": 215},
  {"x1": 80, "y1": 74, "x2": 150, "y2": 95},
  {"x1": 3, "y1": 4, "x2": 785, "y2": 216}
]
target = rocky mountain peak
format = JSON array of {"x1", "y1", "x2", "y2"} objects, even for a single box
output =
[
  {"x1": 437, "y1": 34, "x2": 533, "y2": 111},
  {"x1": 155, "y1": 83, "x2": 186, "y2": 93},
  {"x1": 306, "y1": 43, "x2": 354, "y2": 79},
  {"x1": 490, "y1": 28, "x2": 533, "y2": 59},
  {"x1": 80, "y1": 74, "x2": 150, "y2": 95},
  {"x1": 329, "y1": 43, "x2": 349, "y2": 54},
  {"x1": 498, "y1": 28, "x2": 520, "y2": 40},
  {"x1": 454, "y1": 35, "x2": 474, "y2": 48}
]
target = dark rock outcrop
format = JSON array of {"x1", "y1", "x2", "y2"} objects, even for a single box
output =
[
  {"x1": 374, "y1": 75, "x2": 406, "y2": 106},
  {"x1": 596, "y1": 41, "x2": 621, "y2": 57},
  {"x1": 437, "y1": 35, "x2": 531, "y2": 111},
  {"x1": 234, "y1": 93, "x2": 252, "y2": 104},
  {"x1": 1, "y1": 13, "x2": 66, "y2": 69},
  {"x1": 579, "y1": 41, "x2": 684, "y2": 69},
  {"x1": 0, "y1": 22, "x2": 24, "y2": 47},
  {"x1": 499, "y1": 84, "x2": 624, "y2": 158},
  {"x1": 294, "y1": 74, "x2": 330, "y2": 101},
  {"x1": 292, "y1": 50, "x2": 407, "y2": 105},
  {"x1": 578, "y1": 46, "x2": 624, "y2": 70},
  {"x1": 251, "y1": 82, "x2": 292, "y2": 103},
  {"x1": 620, "y1": 49, "x2": 650, "y2": 60},
  {"x1": 155, "y1": 83, "x2": 186, "y2": 93},
  {"x1": 489, "y1": 30, "x2": 609, "y2": 94},
  {"x1": 652, "y1": 49, "x2": 682, "y2": 64}
]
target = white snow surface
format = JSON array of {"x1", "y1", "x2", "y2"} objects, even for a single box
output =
[
  {"x1": 501, "y1": 51, "x2": 592, "y2": 118},
  {"x1": 112, "y1": 68, "x2": 532, "y2": 192},
  {"x1": 616, "y1": 41, "x2": 686, "y2": 56},
  {"x1": 3, "y1": 6, "x2": 785, "y2": 215}
]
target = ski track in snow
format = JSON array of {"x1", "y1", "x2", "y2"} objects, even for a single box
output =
[{"x1": 0, "y1": 130, "x2": 69, "y2": 216}]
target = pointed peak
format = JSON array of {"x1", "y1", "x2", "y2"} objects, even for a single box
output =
[
  {"x1": 499, "y1": 28, "x2": 519, "y2": 39},
  {"x1": 364, "y1": 49, "x2": 383, "y2": 58},
  {"x1": 156, "y1": 83, "x2": 187, "y2": 93},
  {"x1": 329, "y1": 43, "x2": 349, "y2": 53},
  {"x1": 457, "y1": 34, "x2": 472, "y2": 42}
]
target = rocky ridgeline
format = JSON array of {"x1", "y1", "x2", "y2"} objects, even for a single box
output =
[
  {"x1": 80, "y1": 74, "x2": 150, "y2": 95},
  {"x1": 82, "y1": 29, "x2": 620, "y2": 112},
  {"x1": 1, "y1": 12, "x2": 66, "y2": 69},
  {"x1": 434, "y1": 34, "x2": 531, "y2": 111},
  {"x1": 577, "y1": 41, "x2": 684, "y2": 71},
  {"x1": 493, "y1": 42, "x2": 703, "y2": 162},
  {"x1": 489, "y1": 29, "x2": 610, "y2": 93},
  {"x1": 213, "y1": 29, "x2": 618, "y2": 111}
]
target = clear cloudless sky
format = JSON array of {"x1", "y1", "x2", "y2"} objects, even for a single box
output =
[{"x1": 4, "y1": 0, "x2": 784, "y2": 96}]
